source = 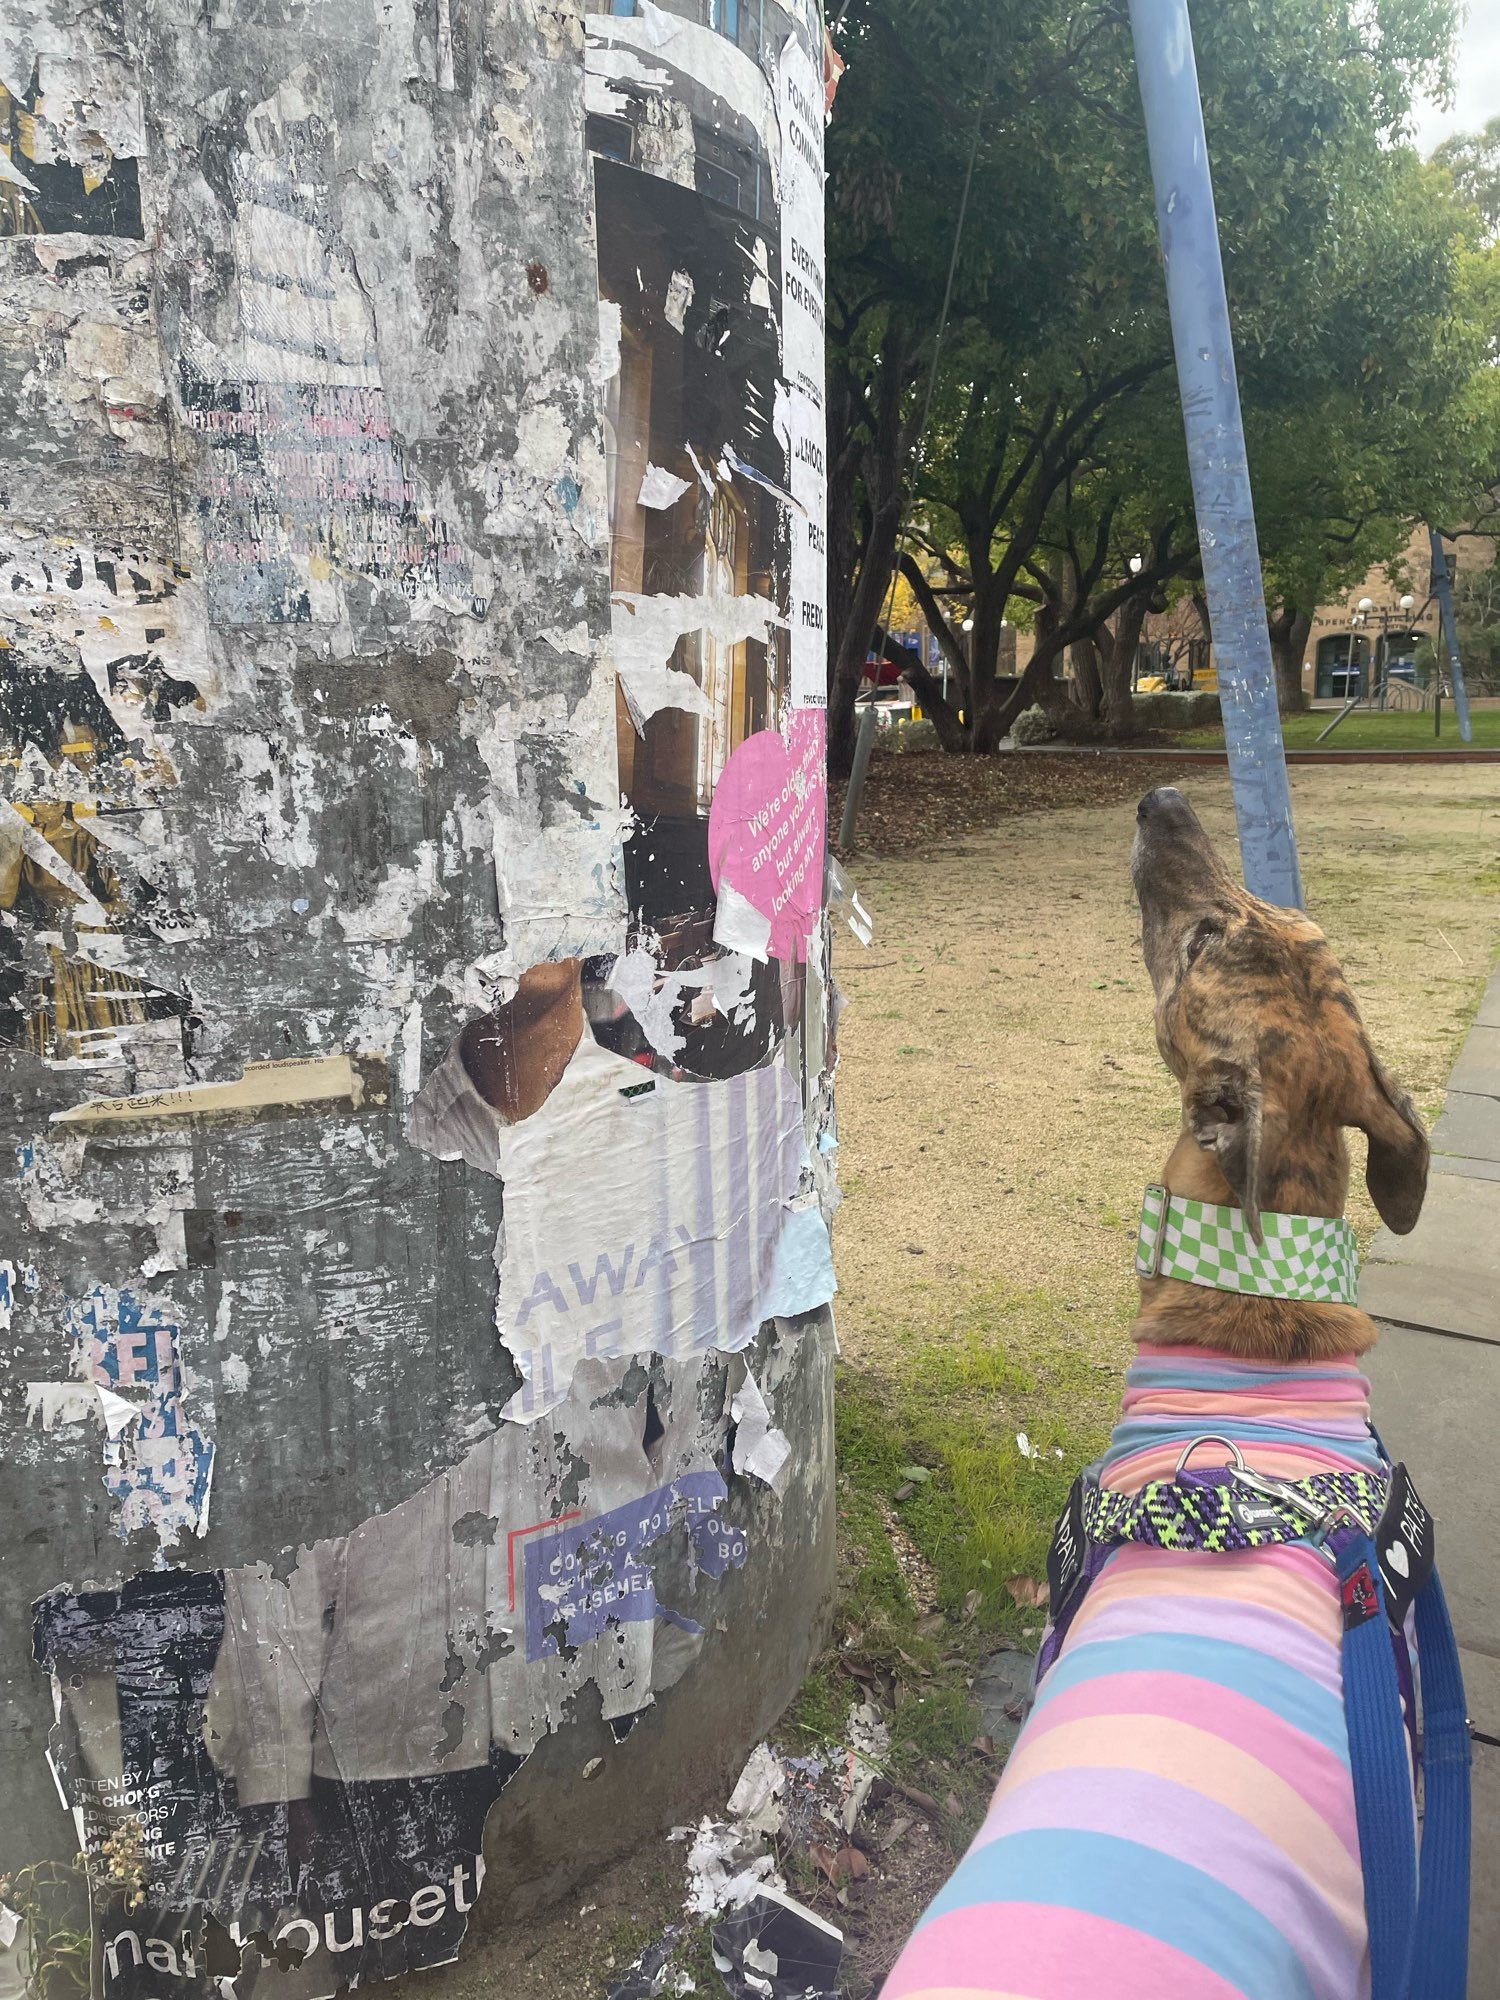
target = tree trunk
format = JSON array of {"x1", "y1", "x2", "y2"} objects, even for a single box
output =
[
  {"x1": 827, "y1": 324, "x2": 915, "y2": 777},
  {"x1": 828, "y1": 477, "x2": 900, "y2": 776},
  {"x1": 983, "y1": 635, "x2": 1063, "y2": 746},
  {"x1": 895, "y1": 552, "x2": 969, "y2": 744},
  {"x1": 1268, "y1": 606, "x2": 1311, "y2": 715},
  {"x1": 1069, "y1": 637, "x2": 1103, "y2": 719},
  {"x1": 1100, "y1": 598, "x2": 1149, "y2": 738},
  {"x1": 879, "y1": 637, "x2": 971, "y2": 751},
  {"x1": 964, "y1": 582, "x2": 1015, "y2": 748}
]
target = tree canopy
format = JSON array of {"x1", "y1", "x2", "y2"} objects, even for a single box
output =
[{"x1": 824, "y1": 0, "x2": 1499, "y2": 761}]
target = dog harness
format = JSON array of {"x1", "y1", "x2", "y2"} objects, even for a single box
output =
[{"x1": 880, "y1": 1349, "x2": 1472, "y2": 2000}]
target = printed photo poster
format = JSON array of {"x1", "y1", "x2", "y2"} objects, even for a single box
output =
[
  {"x1": 407, "y1": 955, "x2": 835, "y2": 1418},
  {"x1": 583, "y1": 0, "x2": 829, "y2": 1064}
]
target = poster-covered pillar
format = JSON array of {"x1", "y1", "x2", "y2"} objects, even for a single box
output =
[{"x1": 0, "y1": 0, "x2": 838, "y2": 1990}]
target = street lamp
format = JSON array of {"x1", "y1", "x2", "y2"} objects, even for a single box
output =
[
  {"x1": 1342, "y1": 598, "x2": 1373, "y2": 701},
  {"x1": 1366, "y1": 591, "x2": 1419, "y2": 708}
]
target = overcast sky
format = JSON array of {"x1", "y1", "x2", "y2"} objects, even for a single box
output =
[{"x1": 1410, "y1": 2, "x2": 1500, "y2": 154}]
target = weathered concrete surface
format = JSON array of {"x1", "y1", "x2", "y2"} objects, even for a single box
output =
[
  {"x1": 1364, "y1": 958, "x2": 1500, "y2": 1976},
  {"x1": 1364, "y1": 1321, "x2": 1500, "y2": 1734},
  {"x1": 1430, "y1": 1090, "x2": 1500, "y2": 1161},
  {"x1": 1363, "y1": 989, "x2": 1500, "y2": 1343},
  {"x1": 1473, "y1": 1746, "x2": 1500, "y2": 1983}
]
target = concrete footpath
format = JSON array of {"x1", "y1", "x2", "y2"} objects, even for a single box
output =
[{"x1": 1362, "y1": 962, "x2": 1500, "y2": 1980}]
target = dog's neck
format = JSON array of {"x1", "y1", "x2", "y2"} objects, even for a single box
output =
[{"x1": 1131, "y1": 1125, "x2": 1378, "y2": 1364}]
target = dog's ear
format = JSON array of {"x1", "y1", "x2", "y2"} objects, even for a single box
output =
[
  {"x1": 1188, "y1": 1064, "x2": 1264, "y2": 1243},
  {"x1": 1345, "y1": 1040, "x2": 1428, "y2": 1235}
]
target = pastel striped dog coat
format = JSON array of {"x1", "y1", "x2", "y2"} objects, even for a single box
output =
[{"x1": 881, "y1": 1345, "x2": 1393, "y2": 2000}]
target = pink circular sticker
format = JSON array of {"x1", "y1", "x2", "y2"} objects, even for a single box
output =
[{"x1": 707, "y1": 709, "x2": 827, "y2": 962}]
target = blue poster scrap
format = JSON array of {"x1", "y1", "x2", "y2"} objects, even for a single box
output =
[
  {"x1": 523, "y1": 1470, "x2": 749, "y2": 1662},
  {"x1": 66, "y1": 1287, "x2": 215, "y2": 1540}
]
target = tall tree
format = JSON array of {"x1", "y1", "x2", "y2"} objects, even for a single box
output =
[
  {"x1": 1432, "y1": 115, "x2": 1500, "y2": 239},
  {"x1": 825, "y1": 0, "x2": 1477, "y2": 748}
]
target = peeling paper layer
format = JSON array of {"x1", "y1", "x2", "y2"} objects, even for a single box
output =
[
  {"x1": 51, "y1": 1054, "x2": 366, "y2": 1128},
  {"x1": 608, "y1": 945, "x2": 758, "y2": 1064},
  {"x1": 489, "y1": 1039, "x2": 811, "y2": 1420},
  {"x1": 51, "y1": 1285, "x2": 215, "y2": 1546},
  {"x1": 617, "y1": 663, "x2": 713, "y2": 735},
  {"x1": 637, "y1": 464, "x2": 692, "y2": 512},
  {"x1": 730, "y1": 1370, "x2": 791, "y2": 1491},
  {"x1": 611, "y1": 591, "x2": 787, "y2": 679},
  {"x1": 585, "y1": 15, "x2": 782, "y2": 202},
  {"x1": 34, "y1": 1352, "x2": 748, "y2": 1996}
]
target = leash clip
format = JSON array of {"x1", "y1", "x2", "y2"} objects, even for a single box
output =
[{"x1": 1228, "y1": 1464, "x2": 1361, "y2": 1553}]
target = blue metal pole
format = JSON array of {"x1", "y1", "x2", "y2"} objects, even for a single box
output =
[
  {"x1": 1127, "y1": 0, "x2": 1303, "y2": 908},
  {"x1": 1428, "y1": 527, "x2": 1471, "y2": 743}
]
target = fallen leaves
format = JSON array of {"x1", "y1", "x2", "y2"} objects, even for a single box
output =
[
  {"x1": 810, "y1": 1841, "x2": 870, "y2": 1887},
  {"x1": 890, "y1": 1780, "x2": 942, "y2": 1818},
  {"x1": 1005, "y1": 1576, "x2": 1050, "y2": 1610},
  {"x1": 830, "y1": 750, "x2": 1200, "y2": 860}
]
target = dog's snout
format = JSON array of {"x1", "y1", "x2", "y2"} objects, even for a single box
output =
[{"x1": 1137, "y1": 786, "x2": 1189, "y2": 825}]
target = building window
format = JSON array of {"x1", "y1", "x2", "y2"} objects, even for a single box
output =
[
  {"x1": 587, "y1": 114, "x2": 634, "y2": 163},
  {"x1": 696, "y1": 159, "x2": 742, "y2": 210}
]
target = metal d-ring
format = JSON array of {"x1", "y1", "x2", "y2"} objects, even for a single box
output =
[{"x1": 1174, "y1": 1434, "x2": 1249, "y2": 1479}]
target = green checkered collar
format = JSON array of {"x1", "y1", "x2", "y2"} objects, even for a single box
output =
[{"x1": 1135, "y1": 1184, "x2": 1359, "y2": 1305}]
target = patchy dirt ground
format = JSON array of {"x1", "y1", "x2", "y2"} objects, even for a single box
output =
[
  {"x1": 832, "y1": 759, "x2": 1500, "y2": 1392},
  {"x1": 414, "y1": 755, "x2": 1500, "y2": 2000}
]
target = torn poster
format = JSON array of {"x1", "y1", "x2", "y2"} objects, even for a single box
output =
[
  {"x1": 0, "y1": 792, "x2": 189, "y2": 1068},
  {"x1": 729, "y1": 1371, "x2": 791, "y2": 1491},
  {"x1": 52, "y1": 1055, "x2": 369, "y2": 1130},
  {"x1": 713, "y1": 1888, "x2": 843, "y2": 2000},
  {"x1": 411, "y1": 986, "x2": 817, "y2": 1419},
  {"x1": 0, "y1": 49, "x2": 145, "y2": 238},
  {"x1": 708, "y1": 712, "x2": 827, "y2": 964},
  {"x1": 525, "y1": 1469, "x2": 748, "y2": 1659},
  {"x1": 178, "y1": 71, "x2": 475, "y2": 625},
  {"x1": 61, "y1": 1286, "x2": 214, "y2": 1545},
  {"x1": 605, "y1": 943, "x2": 759, "y2": 1068},
  {"x1": 481, "y1": 1034, "x2": 823, "y2": 1420},
  {"x1": 637, "y1": 463, "x2": 693, "y2": 511},
  {"x1": 33, "y1": 1353, "x2": 747, "y2": 2000},
  {"x1": 591, "y1": 87, "x2": 808, "y2": 1065}
]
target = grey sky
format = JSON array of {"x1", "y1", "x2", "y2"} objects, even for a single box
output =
[{"x1": 1411, "y1": 1, "x2": 1500, "y2": 153}]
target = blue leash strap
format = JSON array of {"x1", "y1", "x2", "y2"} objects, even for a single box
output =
[
  {"x1": 1337, "y1": 1530, "x2": 1418, "y2": 2000},
  {"x1": 1410, "y1": 1569, "x2": 1472, "y2": 2000}
]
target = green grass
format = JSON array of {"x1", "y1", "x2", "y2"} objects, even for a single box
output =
[
  {"x1": 782, "y1": 1280, "x2": 1124, "y2": 1848},
  {"x1": 1175, "y1": 706, "x2": 1500, "y2": 752}
]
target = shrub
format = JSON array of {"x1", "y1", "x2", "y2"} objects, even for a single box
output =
[{"x1": 1010, "y1": 705, "x2": 1057, "y2": 745}]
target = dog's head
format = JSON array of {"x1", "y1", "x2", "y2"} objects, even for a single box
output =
[{"x1": 1132, "y1": 787, "x2": 1428, "y2": 1239}]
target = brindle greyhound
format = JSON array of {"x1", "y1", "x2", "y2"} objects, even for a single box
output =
[{"x1": 882, "y1": 788, "x2": 1439, "y2": 2000}]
